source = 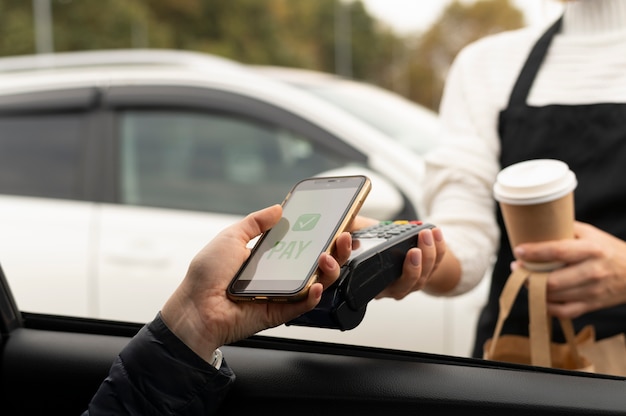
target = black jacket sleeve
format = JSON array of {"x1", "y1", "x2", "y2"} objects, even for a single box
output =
[{"x1": 82, "y1": 313, "x2": 236, "y2": 415}]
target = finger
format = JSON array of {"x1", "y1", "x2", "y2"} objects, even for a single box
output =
[
  {"x1": 376, "y1": 248, "x2": 422, "y2": 299},
  {"x1": 406, "y1": 247, "x2": 428, "y2": 291},
  {"x1": 238, "y1": 204, "x2": 282, "y2": 242},
  {"x1": 378, "y1": 227, "x2": 445, "y2": 298},
  {"x1": 573, "y1": 221, "x2": 596, "y2": 238},
  {"x1": 546, "y1": 300, "x2": 588, "y2": 320},
  {"x1": 306, "y1": 282, "x2": 324, "y2": 307},
  {"x1": 545, "y1": 264, "x2": 598, "y2": 295},
  {"x1": 333, "y1": 232, "x2": 353, "y2": 266},
  {"x1": 432, "y1": 227, "x2": 446, "y2": 268},
  {"x1": 349, "y1": 215, "x2": 378, "y2": 231},
  {"x1": 418, "y1": 229, "x2": 437, "y2": 280},
  {"x1": 268, "y1": 282, "x2": 325, "y2": 325},
  {"x1": 316, "y1": 252, "x2": 340, "y2": 289},
  {"x1": 546, "y1": 282, "x2": 589, "y2": 304},
  {"x1": 514, "y1": 238, "x2": 598, "y2": 266}
]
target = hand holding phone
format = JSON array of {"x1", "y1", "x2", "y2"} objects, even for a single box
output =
[{"x1": 227, "y1": 175, "x2": 371, "y2": 303}]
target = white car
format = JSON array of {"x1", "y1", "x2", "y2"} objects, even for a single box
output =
[
  {"x1": 0, "y1": 49, "x2": 485, "y2": 357},
  {"x1": 253, "y1": 65, "x2": 442, "y2": 156}
]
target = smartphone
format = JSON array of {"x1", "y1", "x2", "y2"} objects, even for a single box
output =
[{"x1": 227, "y1": 175, "x2": 371, "y2": 303}]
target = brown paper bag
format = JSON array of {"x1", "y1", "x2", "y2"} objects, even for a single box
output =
[
  {"x1": 578, "y1": 329, "x2": 626, "y2": 376},
  {"x1": 483, "y1": 268, "x2": 626, "y2": 376}
]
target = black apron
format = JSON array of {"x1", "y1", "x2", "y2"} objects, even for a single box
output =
[{"x1": 472, "y1": 17, "x2": 626, "y2": 358}]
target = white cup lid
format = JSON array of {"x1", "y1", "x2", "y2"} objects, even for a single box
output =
[{"x1": 493, "y1": 159, "x2": 577, "y2": 205}]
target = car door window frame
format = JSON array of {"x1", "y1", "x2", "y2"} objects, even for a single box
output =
[{"x1": 100, "y1": 85, "x2": 369, "y2": 210}]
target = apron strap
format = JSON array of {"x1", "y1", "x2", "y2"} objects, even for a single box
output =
[{"x1": 507, "y1": 16, "x2": 562, "y2": 107}]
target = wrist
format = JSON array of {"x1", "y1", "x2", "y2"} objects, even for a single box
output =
[
  {"x1": 160, "y1": 300, "x2": 222, "y2": 363},
  {"x1": 424, "y1": 253, "x2": 462, "y2": 295}
]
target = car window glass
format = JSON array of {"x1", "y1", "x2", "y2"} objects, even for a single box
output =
[
  {"x1": 0, "y1": 114, "x2": 83, "y2": 199},
  {"x1": 119, "y1": 110, "x2": 350, "y2": 215},
  {"x1": 301, "y1": 83, "x2": 440, "y2": 155}
]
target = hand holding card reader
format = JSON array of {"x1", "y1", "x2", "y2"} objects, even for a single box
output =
[{"x1": 288, "y1": 220, "x2": 435, "y2": 330}]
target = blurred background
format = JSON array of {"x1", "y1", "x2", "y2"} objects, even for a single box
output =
[
  {"x1": 0, "y1": 0, "x2": 564, "y2": 356},
  {"x1": 1, "y1": 0, "x2": 562, "y2": 113}
]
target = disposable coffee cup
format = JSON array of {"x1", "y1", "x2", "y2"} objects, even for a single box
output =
[{"x1": 493, "y1": 159, "x2": 577, "y2": 272}]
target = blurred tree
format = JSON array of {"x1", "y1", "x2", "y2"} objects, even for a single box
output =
[
  {"x1": 28, "y1": 0, "x2": 392, "y2": 80},
  {"x1": 0, "y1": 0, "x2": 523, "y2": 113},
  {"x1": 0, "y1": 0, "x2": 35, "y2": 56},
  {"x1": 52, "y1": 0, "x2": 158, "y2": 51},
  {"x1": 144, "y1": 0, "x2": 391, "y2": 80},
  {"x1": 349, "y1": 1, "x2": 398, "y2": 82},
  {"x1": 391, "y1": 0, "x2": 524, "y2": 111}
]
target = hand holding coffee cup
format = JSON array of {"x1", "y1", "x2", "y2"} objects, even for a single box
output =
[{"x1": 493, "y1": 159, "x2": 577, "y2": 272}]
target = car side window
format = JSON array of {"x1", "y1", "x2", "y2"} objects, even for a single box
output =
[
  {"x1": 119, "y1": 110, "x2": 349, "y2": 215},
  {"x1": 0, "y1": 113, "x2": 84, "y2": 199}
]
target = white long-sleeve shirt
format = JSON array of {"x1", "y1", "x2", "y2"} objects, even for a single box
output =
[{"x1": 422, "y1": 0, "x2": 626, "y2": 295}]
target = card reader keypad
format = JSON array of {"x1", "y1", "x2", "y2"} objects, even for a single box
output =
[{"x1": 351, "y1": 220, "x2": 424, "y2": 240}]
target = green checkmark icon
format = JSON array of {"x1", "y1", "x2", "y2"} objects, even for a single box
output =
[{"x1": 293, "y1": 213, "x2": 321, "y2": 231}]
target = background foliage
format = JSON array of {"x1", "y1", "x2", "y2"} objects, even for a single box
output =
[{"x1": 0, "y1": 0, "x2": 524, "y2": 111}]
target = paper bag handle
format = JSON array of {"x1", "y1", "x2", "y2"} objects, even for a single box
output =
[
  {"x1": 487, "y1": 267, "x2": 529, "y2": 360},
  {"x1": 488, "y1": 268, "x2": 584, "y2": 368},
  {"x1": 528, "y1": 272, "x2": 584, "y2": 368}
]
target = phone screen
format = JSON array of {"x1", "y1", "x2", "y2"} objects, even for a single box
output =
[{"x1": 228, "y1": 175, "x2": 370, "y2": 301}]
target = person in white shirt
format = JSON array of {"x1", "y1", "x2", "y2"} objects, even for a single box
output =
[{"x1": 417, "y1": 0, "x2": 626, "y2": 358}]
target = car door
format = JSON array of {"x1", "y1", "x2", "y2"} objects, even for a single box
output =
[
  {"x1": 2, "y1": 262, "x2": 626, "y2": 416},
  {"x1": 0, "y1": 88, "x2": 102, "y2": 318},
  {"x1": 94, "y1": 84, "x2": 389, "y2": 323}
]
